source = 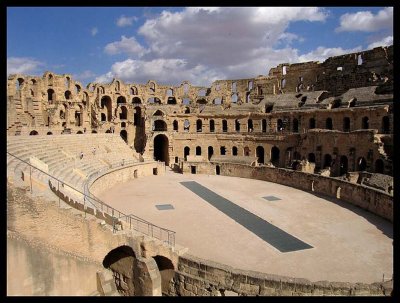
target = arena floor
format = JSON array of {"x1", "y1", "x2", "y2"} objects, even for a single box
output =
[{"x1": 99, "y1": 169, "x2": 393, "y2": 283}]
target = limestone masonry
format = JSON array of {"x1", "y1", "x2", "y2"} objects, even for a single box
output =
[{"x1": 7, "y1": 45, "x2": 393, "y2": 296}]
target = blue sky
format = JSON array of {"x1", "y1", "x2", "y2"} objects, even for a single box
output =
[{"x1": 7, "y1": 7, "x2": 393, "y2": 87}]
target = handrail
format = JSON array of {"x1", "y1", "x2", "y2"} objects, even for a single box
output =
[{"x1": 7, "y1": 151, "x2": 175, "y2": 247}]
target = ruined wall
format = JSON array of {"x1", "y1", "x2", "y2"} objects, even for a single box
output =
[
  {"x1": 181, "y1": 162, "x2": 392, "y2": 222},
  {"x1": 168, "y1": 254, "x2": 392, "y2": 296}
]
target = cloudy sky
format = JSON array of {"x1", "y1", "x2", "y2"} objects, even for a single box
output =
[{"x1": 7, "y1": 7, "x2": 393, "y2": 87}]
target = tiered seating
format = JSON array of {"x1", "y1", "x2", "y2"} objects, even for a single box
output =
[{"x1": 7, "y1": 134, "x2": 139, "y2": 191}]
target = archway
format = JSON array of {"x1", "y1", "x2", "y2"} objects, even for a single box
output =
[
  {"x1": 256, "y1": 146, "x2": 264, "y2": 164},
  {"x1": 120, "y1": 130, "x2": 127, "y2": 143},
  {"x1": 340, "y1": 156, "x2": 348, "y2": 176},
  {"x1": 382, "y1": 116, "x2": 390, "y2": 134},
  {"x1": 154, "y1": 134, "x2": 169, "y2": 165},
  {"x1": 271, "y1": 146, "x2": 280, "y2": 166},
  {"x1": 208, "y1": 146, "x2": 213, "y2": 160},
  {"x1": 323, "y1": 154, "x2": 332, "y2": 168},
  {"x1": 152, "y1": 255, "x2": 175, "y2": 295},
  {"x1": 357, "y1": 157, "x2": 367, "y2": 171},
  {"x1": 29, "y1": 130, "x2": 38, "y2": 135}
]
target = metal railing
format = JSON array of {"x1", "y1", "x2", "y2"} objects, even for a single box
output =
[{"x1": 7, "y1": 151, "x2": 175, "y2": 247}]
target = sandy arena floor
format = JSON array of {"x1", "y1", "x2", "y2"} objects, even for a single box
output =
[{"x1": 99, "y1": 169, "x2": 393, "y2": 283}]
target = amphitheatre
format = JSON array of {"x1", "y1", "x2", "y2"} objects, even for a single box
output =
[{"x1": 7, "y1": 45, "x2": 393, "y2": 296}]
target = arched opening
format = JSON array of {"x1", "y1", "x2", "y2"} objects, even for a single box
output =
[
  {"x1": 277, "y1": 119, "x2": 283, "y2": 132},
  {"x1": 209, "y1": 120, "x2": 215, "y2": 132},
  {"x1": 153, "y1": 110, "x2": 164, "y2": 117},
  {"x1": 213, "y1": 97, "x2": 222, "y2": 105},
  {"x1": 167, "y1": 97, "x2": 177, "y2": 104},
  {"x1": 184, "y1": 146, "x2": 190, "y2": 161},
  {"x1": 75, "y1": 84, "x2": 81, "y2": 94},
  {"x1": 343, "y1": 117, "x2": 350, "y2": 132},
  {"x1": 154, "y1": 134, "x2": 169, "y2": 165},
  {"x1": 173, "y1": 120, "x2": 178, "y2": 131},
  {"x1": 101, "y1": 96, "x2": 112, "y2": 122},
  {"x1": 256, "y1": 146, "x2": 264, "y2": 164},
  {"x1": 292, "y1": 118, "x2": 299, "y2": 133},
  {"x1": 154, "y1": 120, "x2": 167, "y2": 131},
  {"x1": 152, "y1": 255, "x2": 175, "y2": 295},
  {"x1": 92, "y1": 130, "x2": 98, "y2": 133},
  {"x1": 102, "y1": 245, "x2": 136, "y2": 296},
  {"x1": 339, "y1": 156, "x2": 348, "y2": 176},
  {"x1": 382, "y1": 116, "x2": 390, "y2": 134},
  {"x1": 308, "y1": 153, "x2": 316, "y2": 163},
  {"x1": 77, "y1": 131, "x2": 83, "y2": 134},
  {"x1": 47, "y1": 89, "x2": 55, "y2": 103},
  {"x1": 196, "y1": 146, "x2": 202, "y2": 156},
  {"x1": 220, "y1": 146, "x2": 226, "y2": 156},
  {"x1": 30, "y1": 89, "x2": 34, "y2": 97},
  {"x1": 323, "y1": 154, "x2": 332, "y2": 168},
  {"x1": 375, "y1": 159, "x2": 384, "y2": 174},
  {"x1": 222, "y1": 120, "x2": 228, "y2": 132},
  {"x1": 47, "y1": 132, "x2": 53, "y2": 135},
  {"x1": 326, "y1": 118, "x2": 333, "y2": 130},
  {"x1": 244, "y1": 146, "x2": 250, "y2": 156},
  {"x1": 120, "y1": 130, "x2": 127, "y2": 143},
  {"x1": 74, "y1": 111, "x2": 81, "y2": 126},
  {"x1": 247, "y1": 119, "x2": 253, "y2": 132},
  {"x1": 196, "y1": 119, "x2": 202, "y2": 132},
  {"x1": 134, "y1": 169, "x2": 138, "y2": 178},
  {"x1": 134, "y1": 107, "x2": 142, "y2": 126},
  {"x1": 235, "y1": 119, "x2": 240, "y2": 132},
  {"x1": 216, "y1": 165, "x2": 220, "y2": 175},
  {"x1": 182, "y1": 98, "x2": 191, "y2": 105},
  {"x1": 357, "y1": 157, "x2": 367, "y2": 171},
  {"x1": 271, "y1": 146, "x2": 280, "y2": 166},
  {"x1": 184, "y1": 107, "x2": 190, "y2": 114},
  {"x1": 232, "y1": 146, "x2": 238, "y2": 156},
  {"x1": 105, "y1": 129, "x2": 112, "y2": 133},
  {"x1": 197, "y1": 98, "x2": 207, "y2": 105},
  {"x1": 117, "y1": 96, "x2": 126, "y2": 105},
  {"x1": 148, "y1": 97, "x2": 162, "y2": 104},
  {"x1": 130, "y1": 86, "x2": 137, "y2": 95},
  {"x1": 64, "y1": 90, "x2": 72, "y2": 100},
  {"x1": 262, "y1": 119, "x2": 267, "y2": 132},
  {"x1": 119, "y1": 106, "x2": 127, "y2": 120},
  {"x1": 208, "y1": 146, "x2": 213, "y2": 160},
  {"x1": 121, "y1": 122, "x2": 126, "y2": 128},
  {"x1": 361, "y1": 116, "x2": 369, "y2": 129},
  {"x1": 231, "y1": 94, "x2": 238, "y2": 103},
  {"x1": 101, "y1": 113, "x2": 106, "y2": 122},
  {"x1": 309, "y1": 118, "x2": 316, "y2": 129},
  {"x1": 29, "y1": 130, "x2": 38, "y2": 135},
  {"x1": 132, "y1": 97, "x2": 142, "y2": 104}
]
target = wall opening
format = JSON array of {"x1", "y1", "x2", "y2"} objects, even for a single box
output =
[
  {"x1": 292, "y1": 118, "x2": 299, "y2": 133},
  {"x1": 209, "y1": 120, "x2": 215, "y2": 132},
  {"x1": 382, "y1": 116, "x2": 390, "y2": 134},
  {"x1": 309, "y1": 118, "x2": 316, "y2": 129},
  {"x1": 323, "y1": 154, "x2": 332, "y2": 168},
  {"x1": 262, "y1": 119, "x2": 267, "y2": 132},
  {"x1": 220, "y1": 146, "x2": 226, "y2": 155},
  {"x1": 153, "y1": 168, "x2": 158, "y2": 175},
  {"x1": 191, "y1": 166, "x2": 197, "y2": 174},
  {"x1": 232, "y1": 146, "x2": 238, "y2": 156},
  {"x1": 256, "y1": 146, "x2": 264, "y2": 164},
  {"x1": 173, "y1": 120, "x2": 178, "y2": 131},
  {"x1": 235, "y1": 119, "x2": 240, "y2": 132},
  {"x1": 154, "y1": 134, "x2": 169, "y2": 166},
  {"x1": 184, "y1": 146, "x2": 190, "y2": 161},
  {"x1": 340, "y1": 156, "x2": 348, "y2": 176},
  {"x1": 248, "y1": 119, "x2": 253, "y2": 132},
  {"x1": 271, "y1": 146, "x2": 280, "y2": 166},
  {"x1": 196, "y1": 119, "x2": 202, "y2": 132},
  {"x1": 208, "y1": 146, "x2": 213, "y2": 161},
  {"x1": 326, "y1": 118, "x2": 333, "y2": 130},
  {"x1": 343, "y1": 117, "x2": 350, "y2": 132},
  {"x1": 134, "y1": 170, "x2": 138, "y2": 178},
  {"x1": 375, "y1": 159, "x2": 384, "y2": 174},
  {"x1": 120, "y1": 130, "x2": 127, "y2": 143},
  {"x1": 152, "y1": 255, "x2": 174, "y2": 295},
  {"x1": 222, "y1": 120, "x2": 228, "y2": 132},
  {"x1": 196, "y1": 146, "x2": 202, "y2": 156},
  {"x1": 216, "y1": 165, "x2": 220, "y2": 175},
  {"x1": 29, "y1": 130, "x2": 38, "y2": 135},
  {"x1": 357, "y1": 157, "x2": 367, "y2": 171},
  {"x1": 362, "y1": 116, "x2": 369, "y2": 129}
]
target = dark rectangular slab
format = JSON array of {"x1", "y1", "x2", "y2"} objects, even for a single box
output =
[{"x1": 180, "y1": 181, "x2": 312, "y2": 253}]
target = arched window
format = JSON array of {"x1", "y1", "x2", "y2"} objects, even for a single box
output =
[
  {"x1": 183, "y1": 119, "x2": 190, "y2": 131},
  {"x1": 244, "y1": 146, "x2": 250, "y2": 156},
  {"x1": 235, "y1": 119, "x2": 240, "y2": 132},
  {"x1": 208, "y1": 146, "x2": 213, "y2": 160},
  {"x1": 308, "y1": 153, "x2": 316, "y2": 163},
  {"x1": 65, "y1": 90, "x2": 71, "y2": 100},
  {"x1": 196, "y1": 119, "x2": 202, "y2": 132},
  {"x1": 357, "y1": 157, "x2": 367, "y2": 171},
  {"x1": 154, "y1": 120, "x2": 167, "y2": 131},
  {"x1": 209, "y1": 119, "x2": 215, "y2": 132},
  {"x1": 47, "y1": 89, "x2": 55, "y2": 103},
  {"x1": 184, "y1": 146, "x2": 190, "y2": 160},
  {"x1": 375, "y1": 159, "x2": 384, "y2": 173},
  {"x1": 196, "y1": 146, "x2": 202, "y2": 156},
  {"x1": 323, "y1": 154, "x2": 332, "y2": 168},
  {"x1": 277, "y1": 119, "x2": 283, "y2": 132},
  {"x1": 119, "y1": 106, "x2": 127, "y2": 120},
  {"x1": 256, "y1": 146, "x2": 264, "y2": 164},
  {"x1": 232, "y1": 146, "x2": 238, "y2": 156},
  {"x1": 247, "y1": 119, "x2": 253, "y2": 132},
  {"x1": 222, "y1": 120, "x2": 228, "y2": 132},
  {"x1": 340, "y1": 156, "x2": 348, "y2": 175},
  {"x1": 309, "y1": 118, "x2": 316, "y2": 129},
  {"x1": 343, "y1": 117, "x2": 350, "y2": 132},
  {"x1": 220, "y1": 146, "x2": 226, "y2": 155},
  {"x1": 262, "y1": 119, "x2": 267, "y2": 132},
  {"x1": 271, "y1": 146, "x2": 280, "y2": 166},
  {"x1": 173, "y1": 120, "x2": 178, "y2": 131},
  {"x1": 231, "y1": 94, "x2": 238, "y2": 103},
  {"x1": 117, "y1": 96, "x2": 126, "y2": 105},
  {"x1": 326, "y1": 118, "x2": 333, "y2": 130}
]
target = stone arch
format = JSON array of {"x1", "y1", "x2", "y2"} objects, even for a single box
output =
[
  {"x1": 154, "y1": 134, "x2": 169, "y2": 165},
  {"x1": 209, "y1": 119, "x2": 215, "y2": 132},
  {"x1": 29, "y1": 130, "x2": 38, "y2": 135},
  {"x1": 173, "y1": 120, "x2": 178, "y2": 131},
  {"x1": 271, "y1": 146, "x2": 280, "y2": 166},
  {"x1": 47, "y1": 89, "x2": 55, "y2": 103},
  {"x1": 196, "y1": 119, "x2": 202, "y2": 132},
  {"x1": 184, "y1": 146, "x2": 190, "y2": 160},
  {"x1": 133, "y1": 106, "x2": 142, "y2": 126},
  {"x1": 216, "y1": 165, "x2": 220, "y2": 175},
  {"x1": 235, "y1": 119, "x2": 240, "y2": 132},
  {"x1": 256, "y1": 146, "x2": 264, "y2": 164},
  {"x1": 357, "y1": 157, "x2": 367, "y2": 171},
  {"x1": 132, "y1": 97, "x2": 142, "y2": 104},
  {"x1": 47, "y1": 131, "x2": 53, "y2": 135},
  {"x1": 152, "y1": 255, "x2": 175, "y2": 295},
  {"x1": 119, "y1": 106, "x2": 128, "y2": 120},
  {"x1": 196, "y1": 146, "x2": 202, "y2": 156},
  {"x1": 208, "y1": 146, "x2": 214, "y2": 160},
  {"x1": 340, "y1": 155, "x2": 348, "y2": 175},
  {"x1": 77, "y1": 131, "x2": 83, "y2": 134},
  {"x1": 232, "y1": 146, "x2": 238, "y2": 156},
  {"x1": 154, "y1": 120, "x2": 167, "y2": 131},
  {"x1": 117, "y1": 96, "x2": 126, "y2": 105},
  {"x1": 65, "y1": 90, "x2": 72, "y2": 100},
  {"x1": 148, "y1": 97, "x2": 162, "y2": 104},
  {"x1": 101, "y1": 96, "x2": 113, "y2": 122},
  {"x1": 222, "y1": 119, "x2": 228, "y2": 132}
]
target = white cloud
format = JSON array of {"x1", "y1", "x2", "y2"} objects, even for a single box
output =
[
  {"x1": 116, "y1": 15, "x2": 138, "y2": 27},
  {"x1": 100, "y1": 7, "x2": 331, "y2": 85},
  {"x1": 367, "y1": 35, "x2": 393, "y2": 49},
  {"x1": 336, "y1": 7, "x2": 393, "y2": 32},
  {"x1": 7, "y1": 57, "x2": 44, "y2": 75},
  {"x1": 104, "y1": 36, "x2": 147, "y2": 57},
  {"x1": 91, "y1": 27, "x2": 98, "y2": 36},
  {"x1": 94, "y1": 72, "x2": 114, "y2": 84},
  {"x1": 73, "y1": 70, "x2": 96, "y2": 82},
  {"x1": 298, "y1": 46, "x2": 363, "y2": 63}
]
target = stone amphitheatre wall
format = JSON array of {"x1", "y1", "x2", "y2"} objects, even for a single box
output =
[{"x1": 181, "y1": 162, "x2": 393, "y2": 222}]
